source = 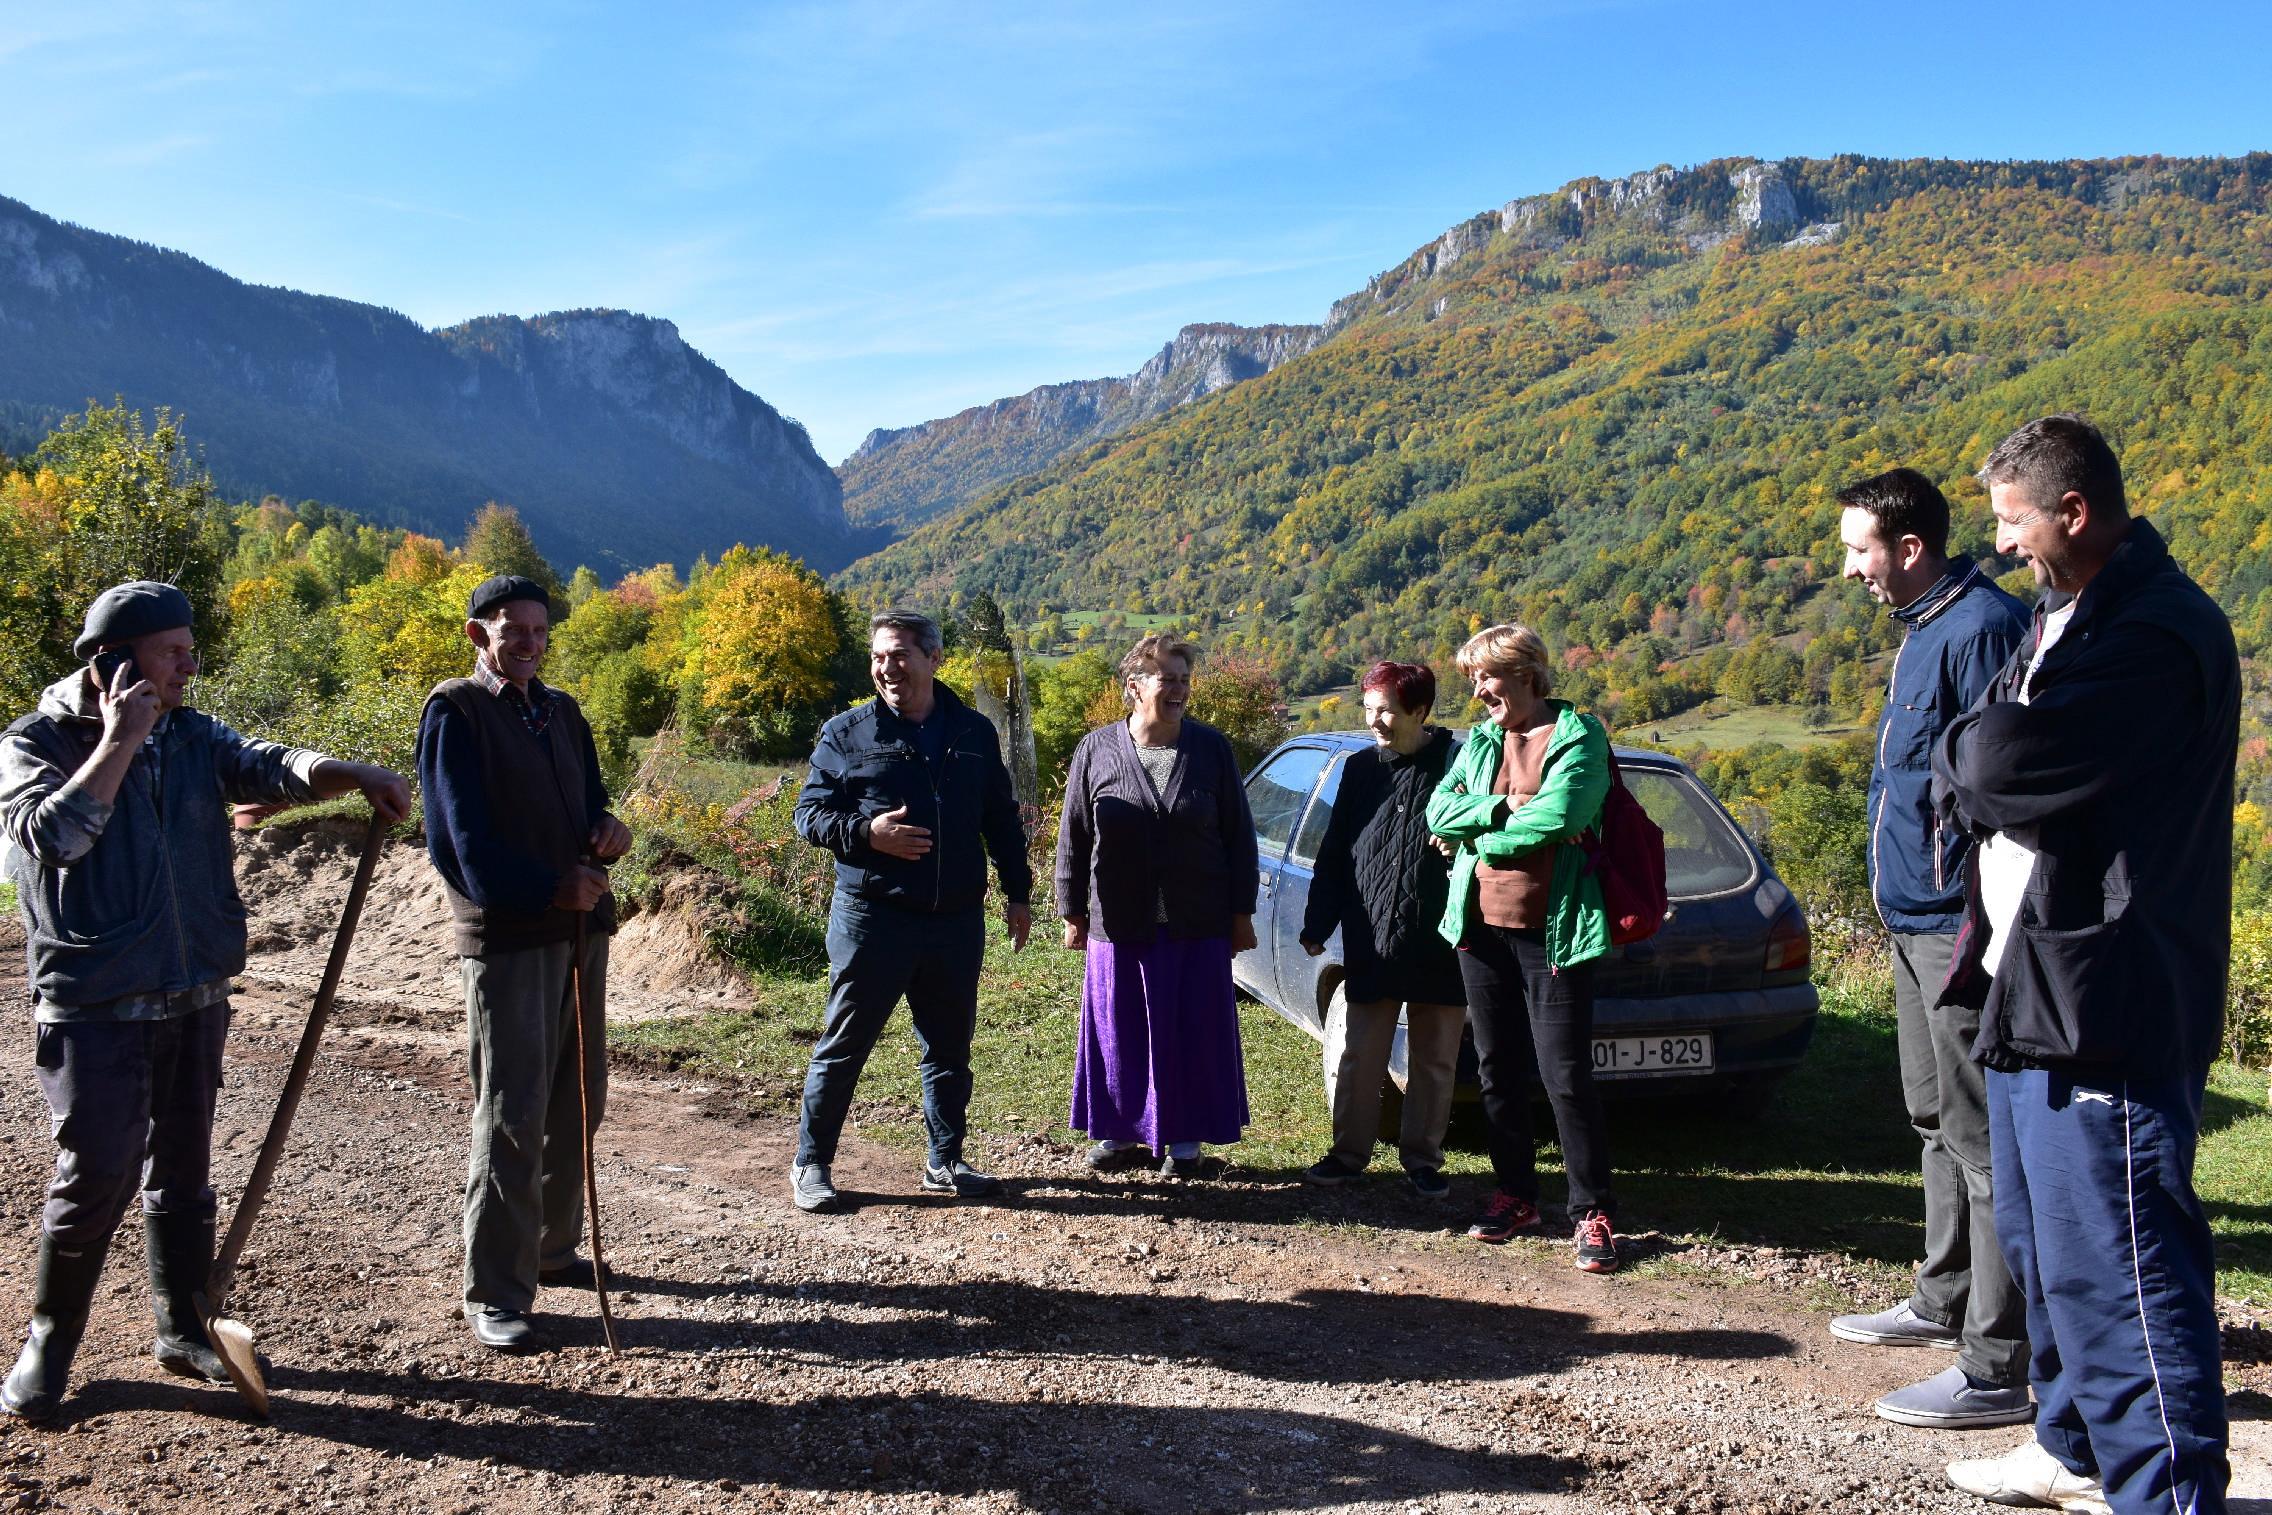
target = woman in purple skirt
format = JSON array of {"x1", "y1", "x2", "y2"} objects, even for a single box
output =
[{"x1": 1056, "y1": 634, "x2": 1259, "y2": 1178}]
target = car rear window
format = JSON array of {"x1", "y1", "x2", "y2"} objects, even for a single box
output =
[
  {"x1": 1247, "y1": 746, "x2": 1330, "y2": 863},
  {"x1": 1621, "y1": 764, "x2": 1758, "y2": 898}
]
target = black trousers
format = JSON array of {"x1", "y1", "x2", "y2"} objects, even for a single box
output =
[
  {"x1": 32, "y1": 1001, "x2": 231, "y2": 1248},
  {"x1": 1458, "y1": 924, "x2": 1615, "y2": 1217}
]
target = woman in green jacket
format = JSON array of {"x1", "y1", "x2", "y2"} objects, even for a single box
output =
[{"x1": 1426, "y1": 623, "x2": 1620, "y2": 1273}]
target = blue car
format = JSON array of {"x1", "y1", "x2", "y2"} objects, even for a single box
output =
[{"x1": 1233, "y1": 732, "x2": 1818, "y2": 1111}]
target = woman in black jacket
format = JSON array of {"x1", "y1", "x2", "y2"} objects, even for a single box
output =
[
  {"x1": 1056, "y1": 635, "x2": 1259, "y2": 1178},
  {"x1": 1297, "y1": 661, "x2": 1465, "y2": 1199}
]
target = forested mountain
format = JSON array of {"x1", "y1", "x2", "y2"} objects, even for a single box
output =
[
  {"x1": 839, "y1": 321, "x2": 1321, "y2": 529},
  {"x1": 0, "y1": 194, "x2": 851, "y2": 573},
  {"x1": 838, "y1": 154, "x2": 2272, "y2": 715}
]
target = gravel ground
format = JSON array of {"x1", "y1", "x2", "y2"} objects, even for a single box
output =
[{"x1": 0, "y1": 835, "x2": 2265, "y2": 1514}]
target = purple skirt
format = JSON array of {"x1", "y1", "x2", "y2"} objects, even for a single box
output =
[{"x1": 1070, "y1": 933, "x2": 1250, "y2": 1151}]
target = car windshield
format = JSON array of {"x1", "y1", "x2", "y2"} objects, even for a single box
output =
[{"x1": 1622, "y1": 763, "x2": 1757, "y2": 898}]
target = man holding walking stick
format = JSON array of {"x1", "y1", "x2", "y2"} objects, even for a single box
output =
[
  {"x1": 1, "y1": 581, "x2": 408, "y2": 1422},
  {"x1": 418, "y1": 574, "x2": 631, "y2": 1354}
]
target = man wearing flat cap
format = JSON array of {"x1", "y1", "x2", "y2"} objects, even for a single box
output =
[
  {"x1": 0, "y1": 580, "x2": 409, "y2": 1422},
  {"x1": 416, "y1": 574, "x2": 631, "y2": 1352}
]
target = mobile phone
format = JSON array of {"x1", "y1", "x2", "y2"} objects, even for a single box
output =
[{"x1": 90, "y1": 647, "x2": 142, "y2": 690}]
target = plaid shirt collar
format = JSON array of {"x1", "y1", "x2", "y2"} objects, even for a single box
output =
[{"x1": 470, "y1": 659, "x2": 559, "y2": 736}]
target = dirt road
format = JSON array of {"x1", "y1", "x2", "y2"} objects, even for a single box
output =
[{"x1": 0, "y1": 835, "x2": 2265, "y2": 1513}]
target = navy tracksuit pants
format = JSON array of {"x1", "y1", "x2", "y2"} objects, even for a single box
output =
[{"x1": 1989, "y1": 1066, "x2": 2229, "y2": 1515}]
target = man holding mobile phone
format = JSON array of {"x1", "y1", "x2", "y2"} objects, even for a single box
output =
[{"x1": 0, "y1": 580, "x2": 410, "y2": 1422}]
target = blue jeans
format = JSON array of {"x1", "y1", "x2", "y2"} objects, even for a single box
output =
[
  {"x1": 32, "y1": 1001, "x2": 231, "y2": 1248},
  {"x1": 796, "y1": 896, "x2": 983, "y2": 1168},
  {"x1": 1990, "y1": 1065, "x2": 2228, "y2": 1514}
]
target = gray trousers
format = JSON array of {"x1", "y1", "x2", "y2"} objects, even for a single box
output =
[
  {"x1": 1893, "y1": 930, "x2": 2027, "y2": 1386},
  {"x1": 1325, "y1": 997, "x2": 1465, "y2": 1174},
  {"x1": 461, "y1": 933, "x2": 607, "y2": 1314}
]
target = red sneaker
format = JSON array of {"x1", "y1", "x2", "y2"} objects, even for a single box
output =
[
  {"x1": 1464, "y1": 1190, "x2": 1542, "y2": 1243},
  {"x1": 1574, "y1": 1210, "x2": 1620, "y2": 1273}
]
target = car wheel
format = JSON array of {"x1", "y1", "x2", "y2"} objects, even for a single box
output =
[
  {"x1": 1319, "y1": 983, "x2": 1351, "y2": 1107},
  {"x1": 1321, "y1": 984, "x2": 1408, "y2": 1143}
]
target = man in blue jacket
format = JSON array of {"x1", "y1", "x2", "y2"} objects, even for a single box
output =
[
  {"x1": 789, "y1": 610, "x2": 1033, "y2": 1214},
  {"x1": 1935, "y1": 416, "x2": 2236, "y2": 1515},
  {"x1": 0, "y1": 581, "x2": 408, "y2": 1421},
  {"x1": 1828, "y1": 469, "x2": 2031, "y2": 1430}
]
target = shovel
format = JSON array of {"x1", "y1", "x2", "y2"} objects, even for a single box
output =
[{"x1": 197, "y1": 813, "x2": 388, "y2": 1417}]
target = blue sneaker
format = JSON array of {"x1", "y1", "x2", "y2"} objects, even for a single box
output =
[
  {"x1": 1874, "y1": 1364, "x2": 2035, "y2": 1429},
  {"x1": 1829, "y1": 1300, "x2": 1961, "y2": 1350}
]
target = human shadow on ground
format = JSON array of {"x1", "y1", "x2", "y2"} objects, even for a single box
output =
[
  {"x1": 84, "y1": 1372, "x2": 1595, "y2": 1513},
  {"x1": 523, "y1": 1270, "x2": 1792, "y2": 1383}
]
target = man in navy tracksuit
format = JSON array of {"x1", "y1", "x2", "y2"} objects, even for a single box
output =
[
  {"x1": 1829, "y1": 468, "x2": 2032, "y2": 1430},
  {"x1": 1934, "y1": 416, "x2": 2235, "y2": 1515}
]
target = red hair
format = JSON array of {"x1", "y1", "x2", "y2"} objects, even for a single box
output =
[{"x1": 1359, "y1": 660, "x2": 1437, "y2": 716}]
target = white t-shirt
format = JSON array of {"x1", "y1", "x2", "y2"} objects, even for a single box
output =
[{"x1": 1980, "y1": 601, "x2": 2077, "y2": 977}]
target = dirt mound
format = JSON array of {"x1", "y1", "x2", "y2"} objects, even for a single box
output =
[{"x1": 232, "y1": 819, "x2": 753, "y2": 1026}]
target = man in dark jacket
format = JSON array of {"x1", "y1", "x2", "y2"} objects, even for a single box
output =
[
  {"x1": 1296, "y1": 661, "x2": 1465, "y2": 1199},
  {"x1": 1933, "y1": 417, "x2": 2236, "y2": 1515},
  {"x1": 1, "y1": 581, "x2": 408, "y2": 1421},
  {"x1": 417, "y1": 574, "x2": 631, "y2": 1353},
  {"x1": 1827, "y1": 469, "x2": 2033, "y2": 1431},
  {"x1": 789, "y1": 610, "x2": 1033, "y2": 1214}
]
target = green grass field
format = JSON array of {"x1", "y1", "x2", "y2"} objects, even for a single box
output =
[
  {"x1": 614, "y1": 932, "x2": 2272, "y2": 1304},
  {"x1": 1619, "y1": 701, "x2": 1865, "y2": 752}
]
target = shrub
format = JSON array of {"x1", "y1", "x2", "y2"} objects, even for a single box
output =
[{"x1": 2230, "y1": 910, "x2": 2272, "y2": 1071}]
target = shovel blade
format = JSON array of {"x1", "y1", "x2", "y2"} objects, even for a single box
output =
[{"x1": 206, "y1": 1314, "x2": 269, "y2": 1418}]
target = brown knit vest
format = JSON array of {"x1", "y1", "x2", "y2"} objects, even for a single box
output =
[{"x1": 428, "y1": 679, "x2": 615, "y2": 957}]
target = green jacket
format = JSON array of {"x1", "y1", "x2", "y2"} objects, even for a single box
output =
[{"x1": 1425, "y1": 700, "x2": 1612, "y2": 968}]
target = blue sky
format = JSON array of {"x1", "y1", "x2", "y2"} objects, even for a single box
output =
[{"x1": 3, "y1": 0, "x2": 2268, "y2": 463}]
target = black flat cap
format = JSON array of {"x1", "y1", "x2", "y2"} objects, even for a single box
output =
[
  {"x1": 467, "y1": 574, "x2": 551, "y2": 621},
  {"x1": 74, "y1": 581, "x2": 195, "y2": 660}
]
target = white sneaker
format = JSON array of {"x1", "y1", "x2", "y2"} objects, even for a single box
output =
[{"x1": 1946, "y1": 1438, "x2": 2110, "y2": 1512}]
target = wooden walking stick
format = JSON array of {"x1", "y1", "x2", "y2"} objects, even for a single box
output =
[
  {"x1": 199, "y1": 814, "x2": 387, "y2": 1417},
  {"x1": 570, "y1": 903, "x2": 620, "y2": 1353}
]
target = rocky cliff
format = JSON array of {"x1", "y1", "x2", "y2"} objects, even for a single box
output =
[
  {"x1": 0, "y1": 196, "x2": 850, "y2": 573},
  {"x1": 838, "y1": 321, "x2": 1321, "y2": 530}
]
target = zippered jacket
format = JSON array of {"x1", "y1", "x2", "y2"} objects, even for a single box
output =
[
  {"x1": 1931, "y1": 518, "x2": 2239, "y2": 1080},
  {"x1": 794, "y1": 684, "x2": 1033, "y2": 915},
  {"x1": 1426, "y1": 701, "x2": 1611, "y2": 969},
  {"x1": 1867, "y1": 558, "x2": 2028, "y2": 933},
  {"x1": 1054, "y1": 718, "x2": 1259, "y2": 945},
  {"x1": 2, "y1": 672, "x2": 321, "y2": 1013}
]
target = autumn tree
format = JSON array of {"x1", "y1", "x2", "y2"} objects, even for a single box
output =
[
  {"x1": 460, "y1": 502, "x2": 563, "y2": 601},
  {"x1": 675, "y1": 546, "x2": 853, "y2": 758}
]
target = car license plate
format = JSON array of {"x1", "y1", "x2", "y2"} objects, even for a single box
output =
[{"x1": 1591, "y1": 1032, "x2": 1715, "y2": 1078}]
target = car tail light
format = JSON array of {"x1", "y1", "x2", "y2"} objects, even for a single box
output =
[{"x1": 1763, "y1": 903, "x2": 1811, "y2": 977}]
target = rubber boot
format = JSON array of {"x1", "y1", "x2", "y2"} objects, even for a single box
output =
[
  {"x1": 1, "y1": 1234, "x2": 109, "y2": 1423},
  {"x1": 147, "y1": 1214, "x2": 230, "y2": 1384}
]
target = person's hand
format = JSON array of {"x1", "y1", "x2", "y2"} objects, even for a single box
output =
[
  {"x1": 1299, "y1": 937, "x2": 1324, "y2": 957},
  {"x1": 552, "y1": 864, "x2": 609, "y2": 912},
  {"x1": 867, "y1": 805, "x2": 932, "y2": 860},
  {"x1": 1231, "y1": 914, "x2": 1258, "y2": 953},
  {"x1": 1062, "y1": 916, "x2": 1088, "y2": 951},
  {"x1": 1430, "y1": 833, "x2": 1457, "y2": 858},
  {"x1": 357, "y1": 767, "x2": 412, "y2": 825},
  {"x1": 588, "y1": 812, "x2": 633, "y2": 861},
  {"x1": 96, "y1": 660, "x2": 161, "y2": 749},
  {"x1": 1004, "y1": 901, "x2": 1032, "y2": 952}
]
